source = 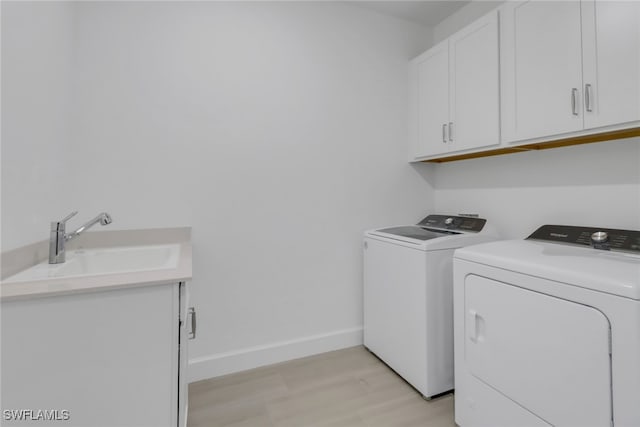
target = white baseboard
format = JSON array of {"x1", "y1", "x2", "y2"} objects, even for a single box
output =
[{"x1": 188, "y1": 326, "x2": 363, "y2": 383}]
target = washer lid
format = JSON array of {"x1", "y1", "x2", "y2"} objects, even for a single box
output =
[
  {"x1": 374, "y1": 226, "x2": 458, "y2": 241},
  {"x1": 455, "y1": 240, "x2": 640, "y2": 300}
]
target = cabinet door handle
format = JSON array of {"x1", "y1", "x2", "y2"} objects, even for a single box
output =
[
  {"x1": 442, "y1": 123, "x2": 447, "y2": 143},
  {"x1": 188, "y1": 307, "x2": 196, "y2": 340},
  {"x1": 448, "y1": 122, "x2": 454, "y2": 142},
  {"x1": 585, "y1": 83, "x2": 593, "y2": 112},
  {"x1": 571, "y1": 88, "x2": 579, "y2": 116}
]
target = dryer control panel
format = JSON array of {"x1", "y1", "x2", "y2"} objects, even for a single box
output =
[
  {"x1": 527, "y1": 224, "x2": 640, "y2": 252},
  {"x1": 418, "y1": 214, "x2": 486, "y2": 233}
]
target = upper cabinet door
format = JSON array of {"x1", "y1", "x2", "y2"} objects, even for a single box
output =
[
  {"x1": 449, "y1": 10, "x2": 500, "y2": 152},
  {"x1": 581, "y1": 0, "x2": 640, "y2": 130},
  {"x1": 409, "y1": 40, "x2": 450, "y2": 159},
  {"x1": 501, "y1": 1, "x2": 584, "y2": 143}
]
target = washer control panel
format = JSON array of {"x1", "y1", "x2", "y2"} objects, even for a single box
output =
[
  {"x1": 527, "y1": 224, "x2": 640, "y2": 252},
  {"x1": 418, "y1": 214, "x2": 486, "y2": 233}
]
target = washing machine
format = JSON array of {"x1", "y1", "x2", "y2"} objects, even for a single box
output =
[
  {"x1": 363, "y1": 214, "x2": 497, "y2": 399},
  {"x1": 453, "y1": 224, "x2": 640, "y2": 427}
]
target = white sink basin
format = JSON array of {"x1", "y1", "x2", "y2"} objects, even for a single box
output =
[{"x1": 4, "y1": 244, "x2": 181, "y2": 283}]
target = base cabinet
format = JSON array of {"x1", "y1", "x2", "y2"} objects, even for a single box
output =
[{"x1": 1, "y1": 282, "x2": 189, "y2": 427}]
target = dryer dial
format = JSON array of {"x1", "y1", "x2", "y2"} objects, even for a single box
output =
[{"x1": 591, "y1": 231, "x2": 609, "y2": 244}]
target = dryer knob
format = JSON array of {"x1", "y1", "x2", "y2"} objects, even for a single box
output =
[
  {"x1": 444, "y1": 217, "x2": 454, "y2": 226},
  {"x1": 591, "y1": 231, "x2": 608, "y2": 243}
]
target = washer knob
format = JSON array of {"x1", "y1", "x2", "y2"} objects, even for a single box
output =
[
  {"x1": 444, "y1": 217, "x2": 454, "y2": 226},
  {"x1": 591, "y1": 231, "x2": 609, "y2": 244}
]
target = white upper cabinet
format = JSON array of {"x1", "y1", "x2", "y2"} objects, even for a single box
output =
[
  {"x1": 449, "y1": 11, "x2": 500, "y2": 153},
  {"x1": 409, "y1": 41, "x2": 449, "y2": 159},
  {"x1": 409, "y1": 11, "x2": 500, "y2": 160},
  {"x1": 502, "y1": 0, "x2": 640, "y2": 144},
  {"x1": 581, "y1": 0, "x2": 640, "y2": 130},
  {"x1": 501, "y1": 1, "x2": 583, "y2": 142}
]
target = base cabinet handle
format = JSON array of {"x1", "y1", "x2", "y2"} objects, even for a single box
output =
[{"x1": 188, "y1": 307, "x2": 196, "y2": 340}]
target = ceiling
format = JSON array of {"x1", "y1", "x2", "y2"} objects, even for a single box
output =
[{"x1": 351, "y1": 1, "x2": 472, "y2": 28}]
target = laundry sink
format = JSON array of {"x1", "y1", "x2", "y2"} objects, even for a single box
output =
[{"x1": 4, "y1": 244, "x2": 181, "y2": 283}]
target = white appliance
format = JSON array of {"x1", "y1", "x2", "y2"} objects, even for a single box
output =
[
  {"x1": 363, "y1": 214, "x2": 497, "y2": 399},
  {"x1": 454, "y1": 224, "x2": 640, "y2": 427}
]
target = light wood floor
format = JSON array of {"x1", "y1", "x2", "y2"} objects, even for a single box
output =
[{"x1": 188, "y1": 346, "x2": 456, "y2": 427}]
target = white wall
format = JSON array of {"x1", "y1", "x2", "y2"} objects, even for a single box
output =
[
  {"x1": 432, "y1": 0, "x2": 503, "y2": 44},
  {"x1": 432, "y1": 1, "x2": 640, "y2": 239},
  {"x1": 64, "y1": 2, "x2": 434, "y2": 380},
  {"x1": 434, "y1": 138, "x2": 640, "y2": 239},
  {"x1": 4, "y1": 0, "x2": 639, "y2": 386},
  {"x1": 1, "y1": 1, "x2": 75, "y2": 250}
]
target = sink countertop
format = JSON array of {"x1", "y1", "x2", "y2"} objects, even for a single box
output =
[{"x1": 0, "y1": 227, "x2": 192, "y2": 302}]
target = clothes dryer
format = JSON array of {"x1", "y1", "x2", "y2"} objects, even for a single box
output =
[{"x1": 453, "y1": 225, "x2": 640, "y2": 427}]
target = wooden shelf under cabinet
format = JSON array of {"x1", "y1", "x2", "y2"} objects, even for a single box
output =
[{"x1": 421, "y1": 127, "x2": 640, "y2": 163}]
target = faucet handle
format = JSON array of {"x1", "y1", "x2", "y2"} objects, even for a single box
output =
[
  {"x1": 60, "y1": 211, "x2": 78, "y2": 223},
  {"x1": 51, "y1": 211, "x2": 78, "y2": 231}
]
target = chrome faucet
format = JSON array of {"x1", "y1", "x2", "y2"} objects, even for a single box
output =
[{"x1": 49, "y1": 211, "x2": 113, "y2": 264}]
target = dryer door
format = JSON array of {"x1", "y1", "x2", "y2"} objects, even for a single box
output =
[{"x1": 464, "y1": 275, "x2": 612, "y2": 427}]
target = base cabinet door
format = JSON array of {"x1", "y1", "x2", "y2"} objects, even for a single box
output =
[
  {"x1": 1, "y1": 284, "x2": 182, "y2": 427},
  {"x1": 178, "y1": 282, "x2": 190, "y2": 427}
]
